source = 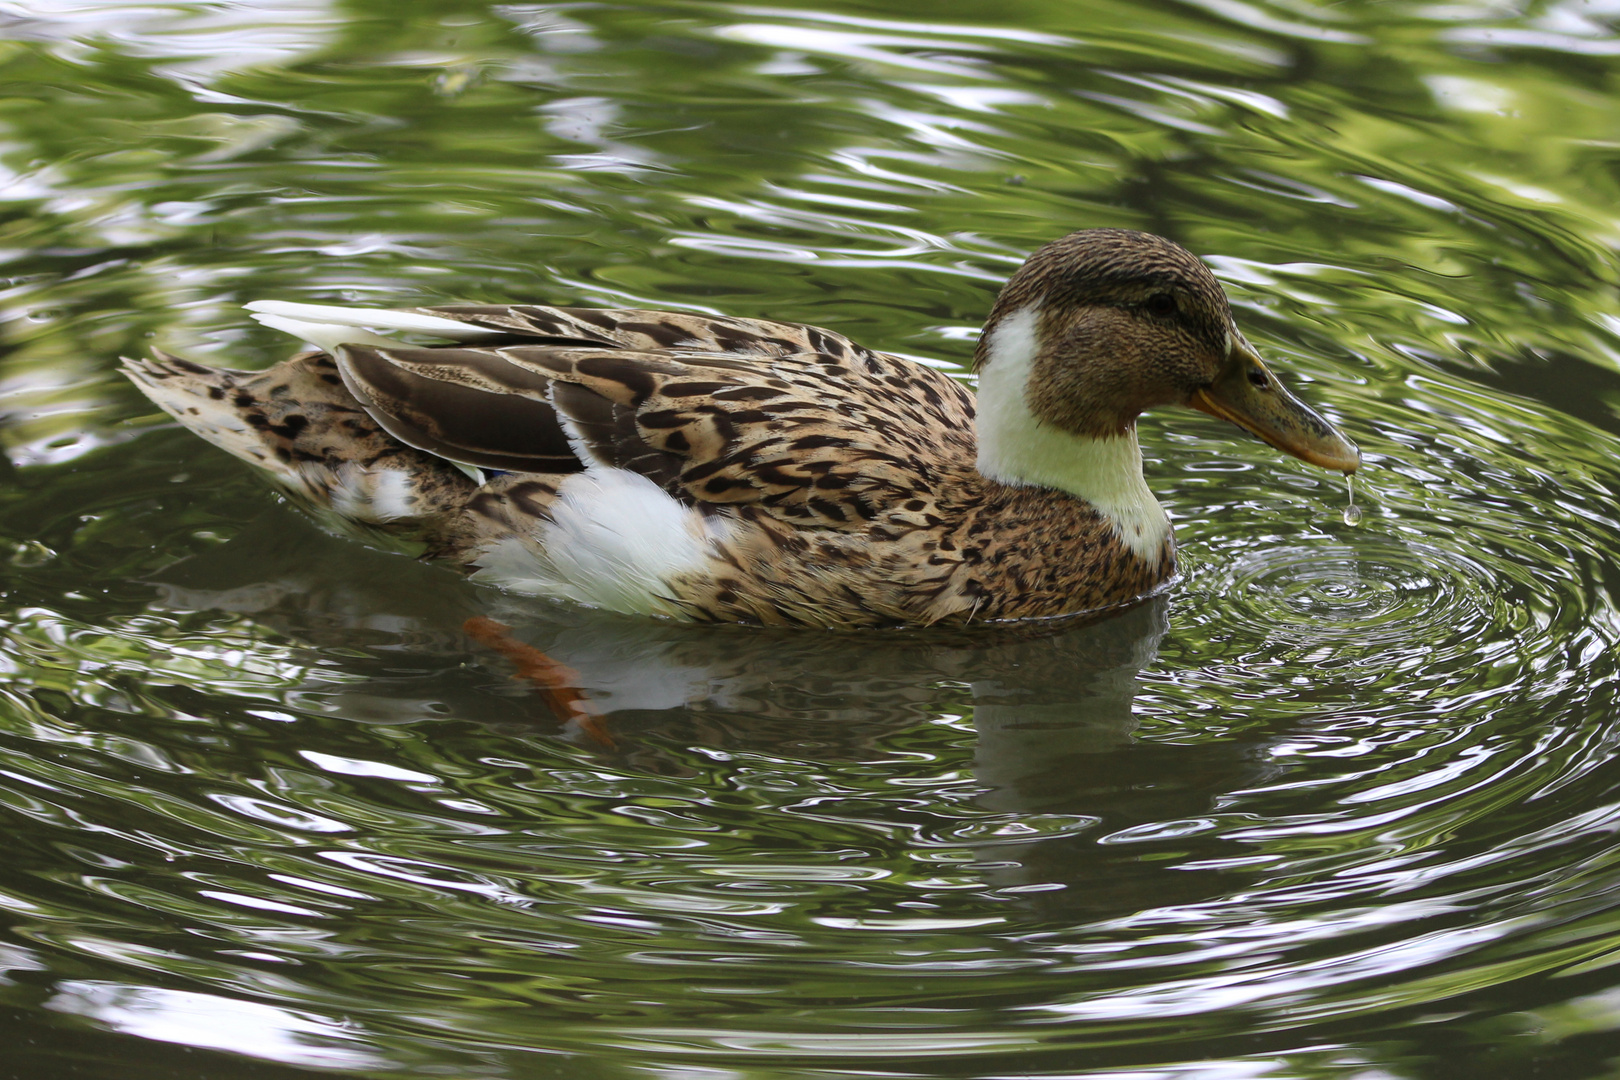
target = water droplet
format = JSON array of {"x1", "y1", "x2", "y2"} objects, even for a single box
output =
[{"x1": 1342, "y1": 475, "x2": 1362, "y2": 527}]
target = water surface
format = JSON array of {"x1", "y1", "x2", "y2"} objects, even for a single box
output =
[{"x1": 3, "y1": 1, "x2": 1620, "y2": 1077}]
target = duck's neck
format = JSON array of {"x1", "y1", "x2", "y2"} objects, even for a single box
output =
[{"x1": 974, "y1": 305, "x2": 1170, "y2": 565}]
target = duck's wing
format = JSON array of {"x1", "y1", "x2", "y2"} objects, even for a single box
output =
[{"x1": 336, "y1": 335, "x2": 977, "y2": 531}]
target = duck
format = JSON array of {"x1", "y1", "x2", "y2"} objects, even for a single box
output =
[{"x1": 123, "y1": 228, "x2": 1358, "y2": 630}]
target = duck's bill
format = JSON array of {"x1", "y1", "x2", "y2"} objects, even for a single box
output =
[{"x1": 1188, "y1": 340, "x2": 1360, "y2": 474}]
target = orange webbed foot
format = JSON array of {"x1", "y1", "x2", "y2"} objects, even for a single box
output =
[{"x1": 463, "y1": 617, "x2": 615, "y2": 747}]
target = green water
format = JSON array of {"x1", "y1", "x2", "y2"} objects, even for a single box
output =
[{"x1": 3, "y1": 1, "x2": 1620, "y2": 1076}]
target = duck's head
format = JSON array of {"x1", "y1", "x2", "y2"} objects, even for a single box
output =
[{"x1": 973, "y1": 228, "x2": 1359, "y2": 474}]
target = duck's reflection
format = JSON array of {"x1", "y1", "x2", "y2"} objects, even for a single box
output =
[{"x1": 153, "y1": 508, "x2": 1271, "y2": 917}]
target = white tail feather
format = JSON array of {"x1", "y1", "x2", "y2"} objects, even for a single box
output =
[
  {"x1": 244, "y1": 300, "x2": 506, "y2": 342},
  {"x1": 250, "y1": 313, "x2": 399, "y2": 355}
]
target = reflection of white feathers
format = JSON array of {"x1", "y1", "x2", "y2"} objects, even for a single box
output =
[{"x1": 522, "y1": 635, "x2": 736, "y2": 715}]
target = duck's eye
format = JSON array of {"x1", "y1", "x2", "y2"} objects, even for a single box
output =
[{"x1": 1143, "y1": 292, "x2": 1177, "y2": 317}]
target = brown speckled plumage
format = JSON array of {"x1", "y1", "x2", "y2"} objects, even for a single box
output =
[
  {"x1": 125, "y1": 349, "x2": 477, "y2": 537},
  {"x1": 123, "y1": 229, "x2": 1356, "y2": 629}
]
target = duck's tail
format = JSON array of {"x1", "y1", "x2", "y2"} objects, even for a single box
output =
[{"x1": 122, "y1": 349, "x2": 476, "y2": 530}]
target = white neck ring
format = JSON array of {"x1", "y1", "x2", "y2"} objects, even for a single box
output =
[{"x1": 974, "y1": 305, "x2": 1170, "y2": 564}]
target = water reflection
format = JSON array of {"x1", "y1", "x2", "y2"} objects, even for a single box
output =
[{"x1": 152, "y1": 509, "x2": 1276, "y2": 924}]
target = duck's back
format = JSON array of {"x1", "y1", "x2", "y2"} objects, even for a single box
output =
[{"x1": 384, "y1": 303, "x2": 983, "y2": 534}]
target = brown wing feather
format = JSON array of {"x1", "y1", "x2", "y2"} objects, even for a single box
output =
[
  {"x1": 334, "y1": 311, "x2": 977, "y2": 533},
  {"x1": 336, "y1": 345, "x2": 581, "y2": 474}
]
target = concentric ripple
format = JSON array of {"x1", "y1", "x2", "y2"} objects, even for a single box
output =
[
  {"x1": 1159, "y1": 362, "x2": 1620, "y2": 724},
  {"x1": 1202, "y1": 537, "x2": 1496, "y2": 650}
]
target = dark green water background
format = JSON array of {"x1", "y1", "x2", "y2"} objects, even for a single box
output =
[{"x1": 4, "y1": 1, "x2": 1620, "y2": 1077}]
